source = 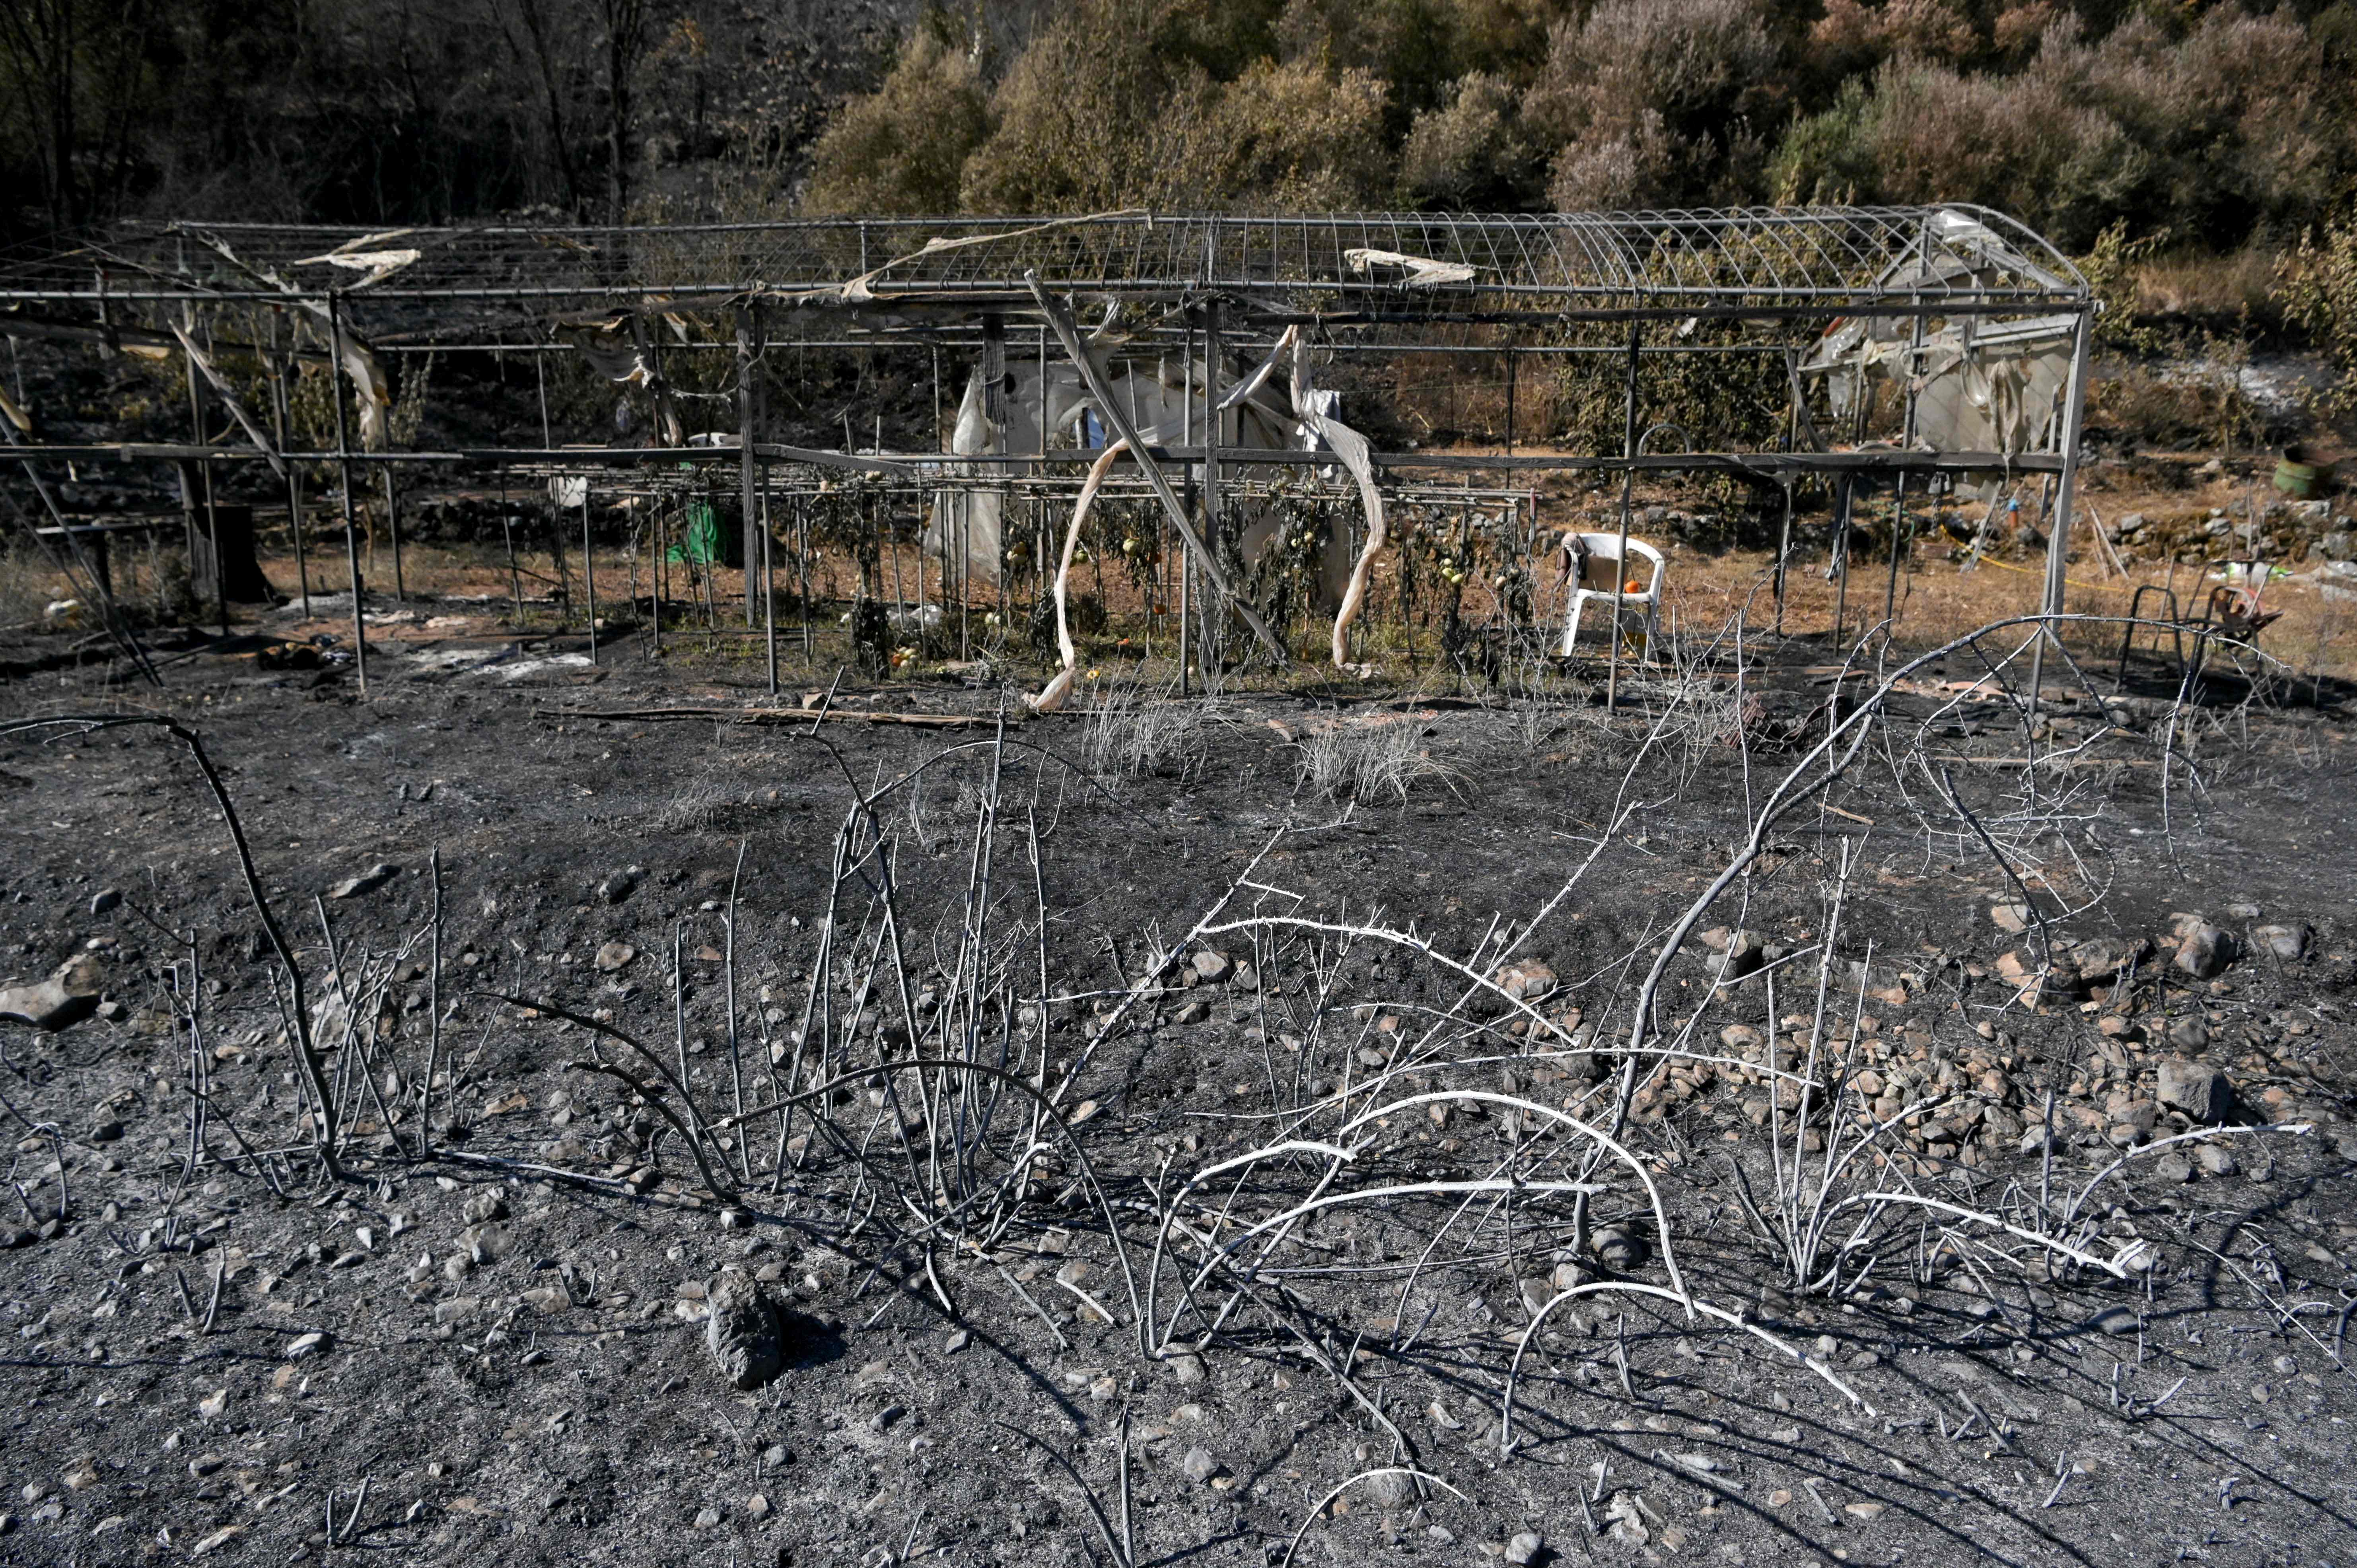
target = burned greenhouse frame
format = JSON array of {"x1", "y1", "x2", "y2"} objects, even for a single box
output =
[{"x1": 0, "y1": 206, "x2": 2092, "y2": 700}]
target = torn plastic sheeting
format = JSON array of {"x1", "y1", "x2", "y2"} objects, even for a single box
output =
[
  {"x1": 921, "y1": 338, "x2": 1300, "y2": 590},
  {"x1": 1029, "y1": 440, "x2": 1130, "y2": 713},
  {"x1": 295, "y1": 249, "x2": 424, "y2": 290},
  {"x1": 1345, "y1": 248, "x2": 1476, "y2": 288},
  {"x1": 1287, "y1": 332, "x2": 1387, "y2": 668},
  {"x1": 1800, "y1": 314, "x2": 2073, "y2": 460},
  {"x1": 553, "y1": 314, "x2": 684, "y2": 446},
  {"x1": 337, "y1": 331, "x2": 393, "y2": 453}
]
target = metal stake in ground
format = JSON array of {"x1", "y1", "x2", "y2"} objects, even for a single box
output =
[
  {"x1": 180, "y1": 308, "x2": 227, "y2": 638},
  {"x1": 1023, "y1": 273, "x2": 1289, "y2": 667},
  {"x1": 581, "y1": 487, "x2": 597, "y2": 663},
  {"x1": 324, "y1": 290, "x2": 367, "y2": 692},
  {"x1": 268, "y1": 315, "x2": 311, "y2": 618},
  {"x1": 501, "y1": 507, "x2": 523, "y2": 628},
  {"x1": 2026, "y1": 305, "x2": 2094, "y2": 727},
  {"x1": 382, "y1": 466, "x2": 405, "y2": 602},
  {"x1": 761, "y1": 479, "x2": 778, "y2": 697},
  {"x1": 1605, "y1": 320, "x2": 1642, "y2": 714},
  {"x1": 737, "y1": 304, "x2": 761, "y2": 627}
]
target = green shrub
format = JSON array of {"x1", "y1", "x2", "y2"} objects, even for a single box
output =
[
  {"x1": 1398, "y1": 72, "x2": 1538, "y2": 209},
  {"x1": 1524, "y1": 0, "x2": 1784, "y2": 209},
  {"x1": 803, "y1": 25, "x2": 994, "y2": 215},
  {"x1": 2279, "y1": 208, "x2": 2357, "y2": 417}
]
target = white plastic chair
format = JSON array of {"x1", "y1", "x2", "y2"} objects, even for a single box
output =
[{"x1": 1558, "y1": 531, "x2": 1665, "y2": 660}]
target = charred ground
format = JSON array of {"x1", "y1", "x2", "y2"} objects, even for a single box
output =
[{"x1": 0, "y1": 627, "x2": 2353, "y2": 1568}]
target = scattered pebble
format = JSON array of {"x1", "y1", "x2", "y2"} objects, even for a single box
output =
[
  {"x1": 2088, "y1": 1306, "x2": 2139, "y2": 1336},
  {"x1": 328, "y1": 863, "x2": 398, "y2": 900}
]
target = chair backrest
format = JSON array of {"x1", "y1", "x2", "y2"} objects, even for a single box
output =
[{"x1": 1561, "y1": 531, "x2": 1666, "y2": 597}]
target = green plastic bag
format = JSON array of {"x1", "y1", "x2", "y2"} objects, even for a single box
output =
[{"x1": 667, "y1": 497, "x2": 731, "y2": 566}]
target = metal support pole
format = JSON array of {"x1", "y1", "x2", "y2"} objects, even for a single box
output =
[
  {"x1": 1605, "y1": 320, "x2": 1642, "y2": 715},
  {"x1": 581, "y1": 491, "x2": 597, "y2": 663},
  {"x1": 975, "y1": 314, "x2": 1005, "y2": 663},
  {"x1": 269, "y1": 319, "x2": 310, "y2": 618},
  {"x1": 762, "y1": 480, "x2": 777, "y2": 697},
  {"x1": 737, "y1": 305, "x2": 760, "y2": 626},
  {"x1": 325, "y1": 292, "x2": 367, "y2": 692},
  {"x1": 2028, "y1": 307, "x2": 2095, "y2": 723},
  {"x1": 1774, "y1": 479, "x2": 1793, "y2": 636},
  {"x1": 1201, "y1": 301, "x2": 1223, "y2": 675},
  {"x1": 182, "y1": 321, "x2": 226, "y2": 637},
  {"x1": 502, "y1": 511, "x2": 522, "y2": 627},
  {"x1": 1883, "y1": 473, "x2": 1908, "y2": 633},
  {"x1": 1503, "y1": 345, "x2": 1515, "y2": 457},
  {"x1": 1180, "y1": 319, "x2": 1194, "y2": 696},
  {"x1": 536, "y1": 353, "x2": 552, "y2": 448},
  {"x1": 1774, "y1": 347, "x2": 1798, "y2": 635},
  {"x1": 797, "y1": 500, "x2": 812, "y2": 664},
  {"x1": 382, "y1": 466, "x2": 405, "y2": 602},
  {"x1": 1832, "y1": 478, "x2": 1854, "y2": 647},
  {"x1": 1884, "y1": 240, "x2": 1930, "y2": 641}
]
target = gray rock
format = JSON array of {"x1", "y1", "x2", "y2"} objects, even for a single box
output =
[
  {"x1": 2064, "y1": 935, "x2": 2149, "y2": 984},
  {"x1": 1180, "y1": 1446, "x2": 1218, "y2": 1484},
  {"x1": 2088, "y1": 1305, "x2": 2139, "y2": 1336},
  {"x1": 0, "y1": 978, "x2": 93, "y2": 1032},
  {"x1": 2152, "y1": 1152, "x2": 2193, "y2": 1183},
  {"x1": 460, "y1": 1223, "x2": 511, "y2": 1265},
  {"x1": 2157, "y1": 1057, "x2": 2233, "y2": 1124},
  {"x1": 1989, "y1": 903, "x2": 2032, "y2": 933},
  {"x1": 2196, "y1": 1143, "x2": 2239, "y2": 1177},
  {"x1": 593, "y1": 941, "x2": 637, "y2": 973},
  {"x1": 1590, "y1": 1225, "x2": 1643, "y2": 1270},
  {"x1": 2167, "y1": 1016, "x2": 2210, "y2": 1051},
  {"x1": 0, "y1": 956, "x2": 104, "y2": 1032},
  {"x1": 598, "y1": 868, "x2": 642, "y2": 904},
  {"x1": 2253, "y1": 923, "x2": 2310, "y2": 962},
  {"x1": 704, "y1": 1271, "x2": 784, "y2": 1391},
  {"x1": 1505, "y1": 1529, "x2": 1546, "y2": 1566},
  {"x1": 1190, "y1": 950, "x2": 1232, "y2": 983},
  {"x1": 1363, "y1": 1471, "x2": 1418, "y2": 1509},
  {"x1": 2172, "y1": 921, "x2": 2233, "y2": 979},
  {"x1": 328, "y1": 863, "x2": 399, "y2": 900},
  {"x1": 1711, "y1": 932, "x2": 1764, "y2": 985},
  {"x1": 1166, "y1": 1351, "x2": 1206, "y2": 1387},
  {"x1": 88, "y1": 888, "x2": 121, "y2": 916}
]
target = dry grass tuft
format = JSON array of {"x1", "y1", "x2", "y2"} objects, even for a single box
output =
[{"x1": 1295, "y1": 717, "x2": 1465, "y2": 804}]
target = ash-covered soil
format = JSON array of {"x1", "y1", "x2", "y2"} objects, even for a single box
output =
[{"x1": 0, "y1": 626, "x2": 2353, "y2": 1568}]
